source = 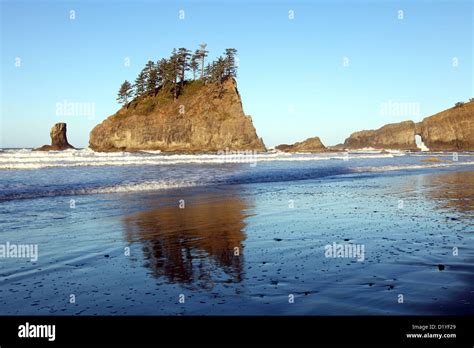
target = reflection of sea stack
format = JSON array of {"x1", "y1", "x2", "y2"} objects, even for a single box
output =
[
  {"x1": 34, "y1": 123, "x2": 75, "y2": 151},
  {"x1": 123, "y1": 192, "x2": 249, "y2": 289}
]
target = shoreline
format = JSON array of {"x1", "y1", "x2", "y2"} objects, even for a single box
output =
[{"x1": 0, "y1": 167, "x2": 473, "y2": 315}]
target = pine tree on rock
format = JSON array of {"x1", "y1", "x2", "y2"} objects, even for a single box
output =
[
  {"x1": 134, "y1": 71, "x2": 147, "y2": 97},
  {"x1": 146, "y1": 67, "x2": 159, "y2": 96},
  {"x1": 157, "y1": 58, "x2": 171, "y2": 89},
  {"x1": 224, "y1": 48, "x2": 238, "y2": 78},
  {"x1": 190, "y1": 53, "x2": 199, "y2": 80},
  {"x1": 117, "y1": 80, "x2": 133, "y2": 105},
  {"x1": 116, "y1": 44, "x2": 240, "y2": 103},
  {"x1": 169, "y1": 49, "x2": 181, "y2": 99},
  {"x1": 212, "y1": 57, "x2": 227, "y2": 83},
  {"x1": 177, "y1": 48, "x2": 191, "y2": 87},
  {"x1": 197, "y1": 43, "x2": 208, "y2": 79},
  {"x1": 203, "y1": 63, "x2": 212, "y2": 84},
  {"x1": 143, "y1": 60, "x2": 155, "y2": 76}
]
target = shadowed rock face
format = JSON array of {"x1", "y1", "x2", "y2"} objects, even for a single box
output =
[
  {"x1": 89, "y1": 78, "x2": 266, "y2": 153},
  {"x1": 343, "y1": 121, "x2": 417, "y2": 150},
  {"x1": 34, "y1": 123, "x2": 75, "y2": 151},
  {"x1": 416, "y1": 101, "x2": 474, "y2": 151},
  {"x1": 276, "y1": 136, "x2": 327, "y2": 153}
]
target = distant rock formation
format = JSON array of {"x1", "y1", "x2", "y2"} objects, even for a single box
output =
[
  {"x1": 276, "y1": 136, "x2": 327, "y2": 152},
  {"x1": 343, "y1": 121, "x2": 417, "y2": 150},
  {"x1": 89, "y1": 78, "x2": 266, "y2": 152},
  {"x1": 34, "y1": 123, "x2": 75, "y2": 151},
  {"x1": 343, "y1": 101, "x2": 474, "y2": 151},
  {"x1": 327, "y1": 143, "x2": 345, "y2": 151},
  {"x1": 416, "y1": 101, "x2": 474, "y2": 151}
]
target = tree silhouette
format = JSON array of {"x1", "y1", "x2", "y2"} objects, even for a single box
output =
[
  {"x1": 169, "y1": 49, "x2": 181, "y2": 99},
  {"x1": 224, "y1": 48, "x2": 238, "y2": 77},
  {"x1": 190, "y1": 54, "x2": 199, "y2": 80},
  {"x1": 116, "y1": 45, "x2": 239, "y2": 102},
  {"x1": 143, "y1": 60, "x2": 155, "y2": 75},
  {"x1": 146, "y1": 67, "x2": 159, "y2": 96},
  {"x1": 117, "y1": 80, "x2": 133, "y2": 105},
  {"x1": 134, "y1": 71, "x2": 147, "y2": 97},
  {"x1": 177, "y1": 47, "x2": 191, "y2": 87}
]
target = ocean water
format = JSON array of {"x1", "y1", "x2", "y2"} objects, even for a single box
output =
[
  {"x1": 0, "y1": 149, "x2": 473, "y2": 201},
  {"x1": 0, "y1": 149, "x2": 473, "y2": 315}
]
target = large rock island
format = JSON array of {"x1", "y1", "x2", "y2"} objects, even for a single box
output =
[
  {"x1": 343, "y1": 100, "x2": 474, "y2": 151},
  {"x1": 417, "y1": 100, "x2": 474, "y2": 151},
  {"x1": 89, "y1": 78, "x2": 265, "y2": 152}
]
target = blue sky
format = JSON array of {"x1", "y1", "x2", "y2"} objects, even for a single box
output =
[{"x1": 1, "y1": 0, "x2": 472, "y2": 148}]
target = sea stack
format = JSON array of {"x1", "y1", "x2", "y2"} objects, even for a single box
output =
[
  {"x1": 343, "y1": 121, "x2": 418, "y2": 151},
  {"x1": 34, "y1": 123, "x2": 75, "y2": 151},
  {"x1": 416, "y1": 100, "x2": 474, "y2": 151},
  {"x1": 342, "y1": 100, "x2": 474, "y2": 151},
  {"x1": 276, "y1": 136, "x2": 327, "y2": 153},
  {"x1": 89, "y1": 78, "x2": 266, "y2": 153}
]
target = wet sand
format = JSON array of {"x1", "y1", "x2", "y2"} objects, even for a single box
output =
[{"x1": 0, "y1": 170, "x2": 473, "y2": 315}]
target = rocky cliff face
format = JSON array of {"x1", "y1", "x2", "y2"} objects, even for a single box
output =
[
  {"x1": 89, "y1": 78, "x2": 266, "y2": 152},
  {"x1": 276, "y1": 136, "x2": 327, "y2": 152},
  {"x1": 416, "y1": 101, "x2": 474, "y2": 151},
  {"x1": 34, "y1": 123, "x2": 75, "y2": 151},
  {"x1": 343, "y1": 121, "x2": 417, "y2": 150},
  {"x1": 343, "y1": 101, "x2": 474, "y2": 151}
]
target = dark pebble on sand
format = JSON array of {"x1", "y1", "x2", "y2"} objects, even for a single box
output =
[
  {"x1": 104, "y1": 254, "x2": 110, "y2": 258},
  {"x1": 438, "y1": 264, "x2": 445, "y2": 271}
]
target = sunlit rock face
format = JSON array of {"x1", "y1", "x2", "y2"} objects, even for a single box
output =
[
  {"x1": 416, "y1": 101, "x2": 474, "y2": 151},
  {"x1": 343, "y1": 101, "x2": 474, "y2": 151},
  {"x1": 343, "y1": 121, "x2": 418, "y2": 150},
  {"x1": 89, "y1": 78, "x2": 266, "y2": 153}
]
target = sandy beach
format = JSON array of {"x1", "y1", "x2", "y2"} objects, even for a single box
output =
[{"x1": 0, "y1": 150, "x2": 472, "y2": 315}]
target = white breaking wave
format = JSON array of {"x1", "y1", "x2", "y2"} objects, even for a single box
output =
[
  {"x1": 353, "y1": 161, "x2": 474, "y2": 172},
  {"x1": 1, "y1": 180, "x2": 200, "y2": 201},
  {"x1": 0, "y1": 148, "x2": 399, "y2": 170},
  {"x1": 79, "y1": 180, "x2": 199, "y2": 194},
  {"x1": 416, "y1": 141, "x2": 430, "y2": 152}
]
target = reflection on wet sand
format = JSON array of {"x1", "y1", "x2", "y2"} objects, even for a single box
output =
[
  {"x1": 123, "y1": 192, "x2": 250, "y2": 289},
  {"x1": 423, "y1": 171, "x2": 474, "y2": 214}
]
